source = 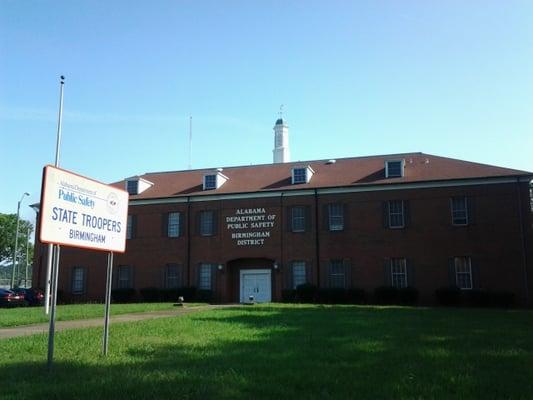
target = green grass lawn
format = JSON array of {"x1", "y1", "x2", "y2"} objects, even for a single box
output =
[
  {"x1": 0, "y1": 302, "x2": 205, "y2": 328},
  {"x1": 1, "y1": 304, "x2": 533, "y2": 399}
]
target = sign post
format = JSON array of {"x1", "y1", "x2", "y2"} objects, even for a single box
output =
[
  {"x1": 39, "y1": 165, "x2": 128, "y2": 368},
  {"x1": 102, "y1": 252, "x2": 114, "y2": 355},
  {"x1": 47, "y1": 245, "x2": 60, "y2": 368}
]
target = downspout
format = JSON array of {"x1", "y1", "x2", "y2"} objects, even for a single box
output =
[
  {"x1": 314, "y1": 188, "x2": 320, "y2": 288},
  {"x1": 187, "y1": 196, "x2": 191, "y2": 287},
  {"x1": 280, "y1": 192, "x2": 284, "y2": 293},
  {"x1": 516, "y1": 178, "x2": 530, "y2": 306}
]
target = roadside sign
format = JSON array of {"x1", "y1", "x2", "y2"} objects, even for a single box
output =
[{"x1": 39, "y1": 165, "x2": 129, "y2": 253}]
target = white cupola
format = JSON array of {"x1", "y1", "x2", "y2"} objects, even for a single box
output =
[{"x1": 273, "y1": 117, "x2": 290, "y2": 164}]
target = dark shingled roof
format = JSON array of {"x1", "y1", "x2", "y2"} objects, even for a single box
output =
[{"x1": 112, "y1": 152, "x2": 532, "y2": 200}]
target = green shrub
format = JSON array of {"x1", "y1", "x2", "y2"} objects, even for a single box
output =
[
  {"x1": 159, "y1": 288, "x2": 178, "y2": 302},
  {"x1": 176, "y1": 287, "x2": 197, "y2": 302},
  {"x1": 374, "y1": 286, "x2": 398, "y2": 305},
  {"x1": 317, "y1": 288, "x2": 349, "y2": 304},
  {"x1": 139, "y1": 287, "x2": 160, "y2": 302},
  {"x1": 347, "y1": 288, "x2": 367, "y2": 304},
  {"x1": 398, "y1": 287, "x2": 419, "y2": 305},
  {"x1": 281, "y1": 289, "x2": 296, "y2": 303},
  {"x1": 296, "y1": 284, "x2": 318, "y2": 303},
  {"x1": 196, "y1": 289, "x2": 213, "y2": 302},
  {"x1": 435, "y1": 288, "x2": 515, "y2": 308},
  {"x1": 111, "y1": 288, "x2": 136, "y2": 303},
  {"x1": 435, "y1": 287, "x2": 462, "y2": 306}
]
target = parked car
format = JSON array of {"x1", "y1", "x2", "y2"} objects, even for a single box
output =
[
  {"x1": 0, "y1": 288, "x2": 26, "y2": 307},
  {"x1": 11, "y1": 288, "x2": 44, "y2": 306}
]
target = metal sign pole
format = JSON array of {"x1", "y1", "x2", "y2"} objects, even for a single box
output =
[
  {"x1": 44, "y1": 244, "x2": 54, "y2": 314},
  {"x1": 103, "y1": 252, "x2": 114, "y2": 356},
  {"x1": 47, "y1": 244, "x2": 60, "y2": 369}
]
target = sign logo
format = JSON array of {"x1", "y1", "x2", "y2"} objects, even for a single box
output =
[{"x1": 106, "y1": 192, "x2": 119, "y2": 214}]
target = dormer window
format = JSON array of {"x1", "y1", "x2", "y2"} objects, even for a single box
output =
[
  {"x1": 204, "y1": 175, "x2": 217, "y2": 190},
  {"x1": 125, "y1": 177, "x2": 153, "y2": 195},
  {"x1": 203, "y1": 170, "x2": 228, "y2": 190},
  {"x1": 126, "y1": 180, "x2": 138, "y2": 195},
  {"x1": 291, "y1": 165, "x2": 314, "y2": 184},
  {"x1": 385, "y1": 160, "x2": 404, "y2": 178}
]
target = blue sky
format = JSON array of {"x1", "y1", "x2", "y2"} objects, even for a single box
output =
[{"x1": 1, "y1": 0, "x2": 532, "y2": 225}]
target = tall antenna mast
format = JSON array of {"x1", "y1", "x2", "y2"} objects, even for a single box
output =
[{"x1": 188, "y1": 115, "x2": 192, "y2": 170}]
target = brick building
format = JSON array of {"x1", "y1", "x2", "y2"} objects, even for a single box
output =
[{"x1": 32, "y1": 149, "x2": 533, "y2": 306}]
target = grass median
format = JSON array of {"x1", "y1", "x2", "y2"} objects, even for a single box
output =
[
  {"x1": 1, "y1": 304, "x2": 533, "y2": 399},
  {"x1": 0, "y1": 302, "x2": 205, "y2": 328}
]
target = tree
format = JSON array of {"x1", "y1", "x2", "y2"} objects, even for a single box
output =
[{"x1": 0, "y1": 213, "x2": 34, "y2": 267}]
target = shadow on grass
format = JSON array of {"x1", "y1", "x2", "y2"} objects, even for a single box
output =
[{"x1": 1, "y1": 305, "x2": 533, "y2": 400}]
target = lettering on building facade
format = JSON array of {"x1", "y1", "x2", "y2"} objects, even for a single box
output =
[{"x1": 225, "y1": 208, "x2": 276, "y2": 246}]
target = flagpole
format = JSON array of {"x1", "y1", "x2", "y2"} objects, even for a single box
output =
[{"x1": 44, "y1": 75, "x2": 64, "y2": 315}]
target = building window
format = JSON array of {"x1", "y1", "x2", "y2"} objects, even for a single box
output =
[
  {"x1": 451, "y1": 197, "x2": 468, "y2": 225},
  {"x1": 391, "y1": 258, "x2": 407, "y2": 288},
  {"x1": 168, "y1": 212, "x2": 180, "y2": 237},
  {"x1": 388, "y1": 200, "x2": 405, "y2": 228},
  {"x1": 292, "y1": 261, "x2": 306, "y2": 289},
  {"x1": 117, "y1": 266, "x2": 133, "y2": 289},
  {"x1": 204, "y1": 175, "x2": 217, "y2": 190},
  {"x1": 454, "y1": 257, "x2": 472, "y2": 290},
  {"x1": 126, "y1": 180, "x2": 138, "y2": 195},
  {"x1": 385, "y1": 160, "x2": 404, "y2": 178},
  {"x1": 328, "y1": 204, "x2": 344, "y2": 231},
  {"x1": 329, "y1": 260, "x2": 345, "y2": 288},
  {"x1": 291, "y1": 207, "x2": 305, "y2": 232},
  {"x1": 72, "y1": 267, "x2": 86, "y2": 294},
  {"x1": 200, "y1": 211, "x2": 215, "y2": 236},
  {"x1": 292, "y1": 168, "x2": 307, "y2": 184},
  {"x1": 199, "y1": 264, "x2": 212, "y2": 290},
  {"x1": 165, "y1": 264, "x2": 179, "y2": 289},
  {"x1": 126, "y1": 215, "x2": 134, "y2": 239}
]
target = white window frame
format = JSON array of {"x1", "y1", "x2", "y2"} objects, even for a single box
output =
[
  {"x1": 200, "y1": 210, "x2": 214, "y2": 236},
  {"x1": 291, "y1": 206, "x2": 305, "y2": 232},
  {"x1": 328, "y1": 204, "x2": 344, "y2": 231},
  {"x1": 388, "y1": 200, "x2": 405, "y2": 228},
  {"x1": 391, "y1": 258, "x2": 407, "y2": 288},
  {"x1": 72, "y1": 267, "x2": 85, "y2": 294},
  {"x1": 168, "y1": 212, "x2": 180, "y2": 237},
  {"x1": 451, "y1": 197, "x2": 468, "y2": 226},
  {"x1": 329, "y1": 260, "x2": 345, "y2": 288},
  {"x1": 385, "y1": 160, "x2": 405, "y2": 178},
  {"x1": 199, "y1": 264, "x2": 212, "y2": 290},
  {"x1": 292, "y1": 261, "x2": 306, "y2": 289},
  {"x1": 454, "y1": 257, "x2": 473, "y2": 290}
]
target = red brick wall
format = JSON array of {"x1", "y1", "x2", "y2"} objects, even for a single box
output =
[{"x1": 33, "y1": 181, "x2": 533, "y2": 306}]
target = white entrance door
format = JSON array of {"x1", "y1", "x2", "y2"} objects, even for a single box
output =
[{"x1": 240, "y1": 269, "x2": 272, "y2": 303}]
